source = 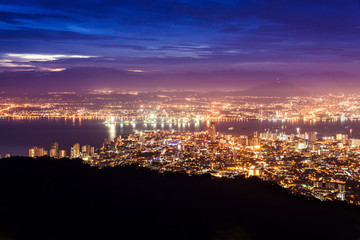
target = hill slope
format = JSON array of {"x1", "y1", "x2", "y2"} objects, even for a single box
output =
[{"x1": 0, "y1": 157, "x2": 359, "y2": 240}]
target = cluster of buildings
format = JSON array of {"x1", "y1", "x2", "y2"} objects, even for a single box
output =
[
  {"x1": 3, "y1": 92, "x2": 360, "y2": 122},
  {"x1": 29, "y1": 142, "x2": 95, "y2": 160},
  {"x1": 4, "y1": 91, "x2": 359, "y2": 205},
  {"x1": 28, "y1": 122, "x2": 360, "y2": 205}
]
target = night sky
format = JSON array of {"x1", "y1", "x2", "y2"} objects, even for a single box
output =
[{"x1": 0, "y1": 0, "x2": 360, "y2": 90}]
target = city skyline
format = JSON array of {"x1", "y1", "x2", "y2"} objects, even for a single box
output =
[
  {"x1": 2, "y1": 2, "x2": 360, "y2": 238},
  {"x1": 24, "y1": 126, "x2": 357, "y2": 204}
]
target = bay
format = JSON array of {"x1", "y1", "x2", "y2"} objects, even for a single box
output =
[{"x1": 0, "y1": 118, "x2": 357, "y2": 156}]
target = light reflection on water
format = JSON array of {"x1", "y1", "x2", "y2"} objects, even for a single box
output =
[{"x1": 0, "y1": 118, "x2": 358, "y2": 156}]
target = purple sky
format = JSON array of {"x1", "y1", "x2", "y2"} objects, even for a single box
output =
[{"x1": 0, "y1": 0, "x2": 360, "y2": 91}]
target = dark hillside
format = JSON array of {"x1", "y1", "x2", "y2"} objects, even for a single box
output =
[{"x1": 0, "y1": 157, "x2": 359, "y2": 240}]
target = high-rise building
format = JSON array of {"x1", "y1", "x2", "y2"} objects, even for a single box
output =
[
  {"x1": 29, "y1": 148, "x2": 35, "y2": 158},
  {"x1": 29, "y1": 147, "x2": 44, "y2": 157},
  {"x1": 306, "y1": 132, "x2": 317, "y2": 142},
  {"x1": 103, "y1": 138, "x2": 110, "y2": 149},
  {"x1": 248, "y1": 136, "x2": 261, "y2": 147},
  {"x1": 336, "y1": 134, "x2": 348, "y2": 141},
  {"x1": 210, "y1": 122, "x2": 216, "y2": 143},
  {"x1": 59, "y1": 150, "x2": 67, "y2": 158},
  {"x1": 70, "y1": 143, "x2": 80, "y2": 159},
  {"x1": 81, "y1": 145, "x2": 94, "y2": 156},
  {"x1": 51, "y1": 142, "x2": 59, "y2": 150},
  {"x1": 49, "y1": 148, "x2": 58, "y2": 158},
  {"x1": 70, "y1": 147, "x2": 75, "y2": 158},
  {"x1": 90, "y1": 147, "x2": 95, "y2": 156},
  {"x1": 35, "y1": 147, "x2": 44, "y2": 157},
  {"x1": 49, "y1": 141, "x2": 59, "y2": 158},
  {"x1": 81, "y1": 145, "x2": 88, "y2": 154},
  {"x1": 351, "y1": 139, "x2": 360, "y2": 148}
]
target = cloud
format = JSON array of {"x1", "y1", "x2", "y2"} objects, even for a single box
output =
[
  {"x1": 0, "y1": 59, "x2": 34, "y2": 68},
  {"x1": 38, "y1": 67, "x2": 67, "y2": 72},
  {"x1": 0, "y1": 29, "x2": 116, "y2": 41},
  {"x1": 0, "y1": 0, "x2": 359, "y2": 79},
  {"x1": 0, "y1": 53, "x2": 96, "y2": 72},
  {"x1": 5, "y1": 53, "x2": 96, "y2": 62}
]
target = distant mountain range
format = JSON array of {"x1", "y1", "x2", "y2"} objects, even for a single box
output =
[
  {"x1": 0, "y1": 67, "x2": 358, "y2": 94},
  {"x1": 239, "y1": 80, "x2": 309, "y2": 96},
  {"x1": 201, "y1": 81, "x2": 308, "y2": 97}
]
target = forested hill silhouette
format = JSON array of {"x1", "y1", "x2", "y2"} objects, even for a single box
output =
[{"x1": 0, "y1": 157, "x2": 360, "y2": 240}]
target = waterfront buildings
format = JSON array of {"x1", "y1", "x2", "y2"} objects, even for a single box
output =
[{"x1": 27, "y1": 127, "x2": 360, "y2": 205}]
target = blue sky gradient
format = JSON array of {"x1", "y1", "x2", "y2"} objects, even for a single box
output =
[{"x1": 0, "y1": 0, "x2": 359, "y2": 90}]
